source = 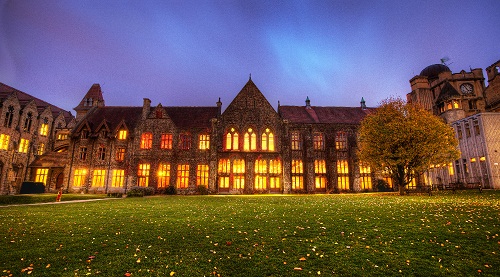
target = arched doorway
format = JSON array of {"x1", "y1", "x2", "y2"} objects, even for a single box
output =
[{"x1": 55, "y1": 173, "x2": 64, "y2": 190}]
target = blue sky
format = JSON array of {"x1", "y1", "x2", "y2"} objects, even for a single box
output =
[{"x1": 1, "y1": 0, "x2": 499, "y2": 113}]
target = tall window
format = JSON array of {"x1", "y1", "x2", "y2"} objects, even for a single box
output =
[
  {"x1": 23, "y1": 112, "x2": 33, "y2": 132},
  {"x1": 118, "y1": 130, "x2": 127, "y2": 140},
  {"x1": 291, "y1": 131, "x2": 301, "y2": 150},
  {"x1": 112, "y1": 170, "x2": 125, "y2": 188},
  {"x1": 35, "y1": 168, "x2": 49, "y2": 185},
  {"x1": 158, "y1": 163, "x2": 171, "y2": 188},
  {"x1": 218, "y1": 159, "x2": 230, "y2": 189},
  {"x1": 0, "y1": 134, "x2": 10, "y2": 150},
  {"x1": 225, "y1": 128, "x2": 239, "y2": 150},
  {"x1": 314, "y1": 160, "x2": 326, "y2": 189},
  {"x1": 73, "y1": 169, "x2": 87, "y2": 187},
  {"x1": 244, "y1": 128, "x2": 257, "y2": 151},
  {"x1": 465, "y1": 123, "x2": 471, "y2": 137},
  {"x1": 269, "y1": 159, "x2": 281, "y2": 189},
  {"x1": 140, "y1": 132, "x2": 153, "y2": 149},
  {"x1": 177, "y1": 164, "x2": 189, "y2": 188},
  {"x1": 473, "y1": 120, "x2": 480, "y2": 135},
  {"x1": 18, "y1": 138, "x2": 29, "y2": 153},
  {"x1": 291, "y1": 160, "x2": 303, "y2": 190},
  {"x1": 37, "y1": 143, "x2": 45, "y2": 155},
  {"x1": 337, "y1": 159, "x2": 349, "y2": 190},
  {"x1": 116, "y1": 147, "x2": 126, "y2": 162},
  {"x1": 199, "y1": 134, "x2": 210, "y2": 150},
  {"x1": 261, "y1": 128, "x2": 275, "y2": 151},
  {"x1": 161, "y1": 133, "x2": 173, "y2": 149},
  {"x1": 179, "y1": 133, "x2": 191, "y2": 150},
  {"x1": 457, "y1": 127, "x2": 463, "y2": 140},
  {"x1": 97, "y1": 147, "x2": 106, "y2": 161},
  {"x1": 92, "y1": 169, "x2": 106, "y2": 187},
  {"x1": 4, "y1": 106, "x2": 14, "y2": 128},
  {"x1": 335, "y1": 131, "x2": 347, "y2": 150},
  {"x1": 233, "y1": 159, "x2": 245, "y2": 189},
  {"x1": 79, "y1": 147, "x2": 88, "y2": 161},
  {"x1": 137, "y1": 163, "x2": 150, "y2": 187},
  {"x1": 313, "y1": 132, "x2": 324, "y2": 150},
  {"x1": 39, "y1": 123, "x2": 49, "y2": 136},
  {"x1": 359, "y1": 163, "x2": 372, "y2": 190},
  {"x1": 197, "y1": 164, "x2": 209, "y2": 186},
  {"x1": 254, "y1": 159, "x2": 267, "y2": 190}
]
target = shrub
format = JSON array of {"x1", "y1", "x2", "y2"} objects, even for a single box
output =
[
  {"x1": 127, "y1": 186, "x2": 155, "y2": 197},
  {"x1": 164, "y1": 185, "x2": 177, "y2": 195},
  {"x1": 375, "y1": 179, "x2": 391, "y2": 192},
  {"x1": 197, "y1": 185, "x2": 209, "y2": 195}
]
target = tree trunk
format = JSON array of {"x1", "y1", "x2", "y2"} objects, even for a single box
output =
[{"x1": 397, "y1": 165, "x2": 406, "y2": 196}]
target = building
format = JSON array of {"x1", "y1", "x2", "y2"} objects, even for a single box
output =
[
  {"x1": 59, "y1": 78, "x2": 376, "y2": 194},
  {"x1": 0, "y1": 83, "x2": 75, "y2": 194},
  {"x1": 407, "y1": 60, "x2": 500, "y2": 189}
]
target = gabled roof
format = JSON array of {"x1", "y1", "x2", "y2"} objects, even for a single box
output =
[
  {"x1": 435, "y1": 82, "x2": 461, "y2": 103},
  {"x1": 74, "y1": 83, "x2": 105, "y2": 110},
  {"x1": 224, "y1": 79, "x2": 276, "y2": 115},
  {"x1": 166, "y1": 106, "x2": 219, "y2": 129},
  {"x1": 279, "y1": 105, "x2": 375, "y2": 124},
  {"x1": 0, "y1": 82, "x2": 74, "y2": 123}
]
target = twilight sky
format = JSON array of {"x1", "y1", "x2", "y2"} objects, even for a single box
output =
[{"x1": 1, "y1": 0, "x2": 499, "y2": 114}]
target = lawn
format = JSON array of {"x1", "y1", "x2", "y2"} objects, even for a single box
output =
[
  {"x1": 0, "y1": 191, "x2": 499, "y2": 276},
  {"x1": 0, "y1": 193, "x2": 108, "y2": 206}
]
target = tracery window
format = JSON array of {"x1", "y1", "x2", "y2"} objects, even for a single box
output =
[
  {"x1": 337, "y1": 158, "x2": 349, "y2": 190},
  {"x1": 233, "y1": 159, "x2": 245, "y2": 189},
  {"x1": 291, "y1": 159, "x2": 303, "y2": 190},
  {"x1": 158, "y1": 163, "x2": 171, "y2": 188},
  {"x1": 313, "y1": 132, "x2": 324, "y2": 150},
  {"x1": 244, "y1": 128, "x2": 257, "y2": 151},
  {"x1": 137, "y1": 163, "x2": 150, "y2": 187},
  {"x1": 140, "y1": 132, "x2": 153, "y2": 149},
  {"x1": 261, "y1": 128, "x2": 275, "y2": 151},
  {"x1": 254, "y1": 159, "x2": 267, "y2": 190},
  {"x1": 314, "y1": 160, "x2": 326, "y2": 189},
  {"x1": 225, "y1": 128, "x2": 239, "y2": 150},
  {"x1": 359, "y1": 162, "x2": 372, "y2": 190},
  {"x1": 291, "y1": 131, "x2": 301, "y2": 150},
  {"x1": 218, "y1": 159, "x2": 230, "y2": 189}
]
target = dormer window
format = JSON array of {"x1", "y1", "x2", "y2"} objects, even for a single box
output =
[{"x1": 118, "y1": 130, "x2": 127, "y2": 140}]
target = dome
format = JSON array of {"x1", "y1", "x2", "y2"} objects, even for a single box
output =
[{"x1": 419, "y1": 64, "x2": 451, "y2": 79}]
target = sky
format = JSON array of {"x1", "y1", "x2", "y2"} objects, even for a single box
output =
[{"x1": 1, "y1": 0, "x2": 499, "y2": 114}]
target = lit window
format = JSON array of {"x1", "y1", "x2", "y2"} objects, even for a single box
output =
[
  {"x1": 291, "y1": 160, "x2": 303, "y2": 190},
  {"x1": 314, "y1": 160, "x2": 326, "y2": 189},
  {"x1": 39, "y1": 123, "x2": 49, "y2": 136},
  {"x1": 335, "y1": 131, "x2": 347, "y2": 150},
  {"x1": 92, "y1": 169, "x2": 106, "y2": 187},
  {"x1": 234, "y1": 176, "x2": 245, "y2": 189},
  {"x1": 479, "y1": 156, "x2": 486, "y2": 162},
  {"x1": 158, "y1": 163, "x2": 171, "y2": 188},
  {"x1": 291, "y1": 131, "x2": 301, "y2": 150},
  {"x1": 0, "y1": 134, "x2": 10, "y2": 150},
  {"x1": 73, "y1": 169, "x2": 87, "y2": 187},
  {"x1": 97, "y1": 147, "x2": 106, "y2": 161},
  {"x1": 177, "y1": 164, "x2": 189, "y2": 188},
  {"x1": 337, "y1": 176, "x2": 349, "y2": 190},
  {"x1": 197, "y1": 164, "x2": 209, "y2": 186},
  {"x1": 37, "y1": 143, "x2": 45, "y2": 155},
  {"x1": 179, "y1": 133, "x2": 191, "y2": 150},
  {"x1": 244, "y1": 128, "x2": 257, "y2": 151},
  {"x1": 233, "y1": 159, "x2": 245, "y2": 173},
  {"x1": 261, "y1": 128, "x2": 275, "y2": 151},
  {"x1": 57, "y1": 133, "x2": 68, "y2": 140},
  {"x1": 161, "y1": 133, "x2": 173, "y2": 149},
  {"x1": 359, "y1": 162, "x2": 372, "y2": 190},
  {"x1": 337, "y1": 159, "x2": 349, "y2": 190},
  {"x1": 140, "y1": 132, "x2": 153, "y2": 149},
  {"x1": 112, "y1": 170, "x2": 125, "y2": 187},
  {"x1": 116, "y1": 147, "x2": 125, "y2": 162},
  {"x1": 35, "y1": 168, "x2": 49, "y2": 185},
  {"x1": 315, "y1": 160, "x2": 326, "y2": 174},
  {"x1": 18, "y1": 138, "x2": 29, "y2": 153},
  {"x1": 219, "y1": 176, "x2": 229, "y2": 189},
  {"x1": 313, "y1": 132, "x2": 324, "y2": 150},
  {"x1": 254, "y1": 159, "x2": 267, "y2": 190},
  {"x1": 118, "y1": 130, "x2": 127, "y2": 140},
  {"x1": 337, "y1": 160, "x2": 349, "y2": 174},
  {"x1": 79, "y1": 147, "x2": 87, "y2": 161},
  {"x1": 199, "y1": 134, "x2": 210, "y2": 150},
  {"x1": 448, "y1": 163, "x2": 454, "y2": 176},
  {"x1": 269, "y1": 159, "x2": 282, "y2": 174},
  {"x1": 137, "y1": 163, "x2": 150, "y2": 187},
  {"x1": 218, "y1": 159, "x2": 230, "y2": 173},
  {"x1": 225, "y1": 128, "x2": 239, "y2": 150}
]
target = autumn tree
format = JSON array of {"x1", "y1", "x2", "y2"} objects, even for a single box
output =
[{"x1": 358, "y1": 98, "x2": 460, "y2": 195}]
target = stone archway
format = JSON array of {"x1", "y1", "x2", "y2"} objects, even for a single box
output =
[{"x1": 55, "y1": 173, "x2": 64, "y2": 190}]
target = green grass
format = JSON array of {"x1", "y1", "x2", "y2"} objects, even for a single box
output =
[
  {"x1": 0, "y1": 193, "x2": 108, "y2": 206},
  {"x1": 0, "y1": 191, "x2": 499, "y2": 276}
]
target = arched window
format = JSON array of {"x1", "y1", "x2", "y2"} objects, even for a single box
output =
[
  {"x1": 261, "y1": 128, "x2": 275, "y2": 151},
  {"x1": 244, "y1": 128, "x2": 257, "y2": 151},
  {"x1": 4, "y1": 106, "x2": 14, "y2": 128},
  {"x1": 225, "y1": 128, "x2": 239, "y2": 150},
  {"x1": 24, "y1": 112, "x2": 33, "y2": 132}
]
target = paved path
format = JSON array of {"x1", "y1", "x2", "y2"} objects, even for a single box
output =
[{"x1": 0, "y1": 197, "x2": 121, "y2": 208}]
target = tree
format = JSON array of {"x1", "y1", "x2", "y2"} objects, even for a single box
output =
[{"x1": 358, "y1": 98, "x2": 460, "y2": 195}]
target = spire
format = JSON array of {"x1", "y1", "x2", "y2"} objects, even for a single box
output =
[
  {"x1": 360, "y1": 97, "x2": 366, "y2": 109},
  {"x1": 249, "y1": 73, "x2": 252, "y2": 81},
  {"x1": 305, "y1": 96, "x2": 311, "y2": 108}
]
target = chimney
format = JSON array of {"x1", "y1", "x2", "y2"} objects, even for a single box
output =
[
  {"x1": 142, "y1": 98, "x2": 151, "y2": 120},
  {"x1": 216, "y1": 97, "x2": 222, "y2": 115}
]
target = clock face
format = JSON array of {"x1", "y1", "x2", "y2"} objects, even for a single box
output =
[{"x1": 460, "y1": 83, "x2": 474, "y2": 94}]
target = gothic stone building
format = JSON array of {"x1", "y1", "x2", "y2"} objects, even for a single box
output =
[
  {"x1": 407, "y1": 60, "x2": 500, "y2": 189},
  {"x1": 63, "y1": 79, "x2": 375, "y2": 194},
  {"x1": 0, "y1": 82, "x2": 75, "y2": 195}
]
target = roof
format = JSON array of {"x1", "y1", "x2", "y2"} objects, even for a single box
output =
[
  {"x1": 420, "y1": 64, "x2": 451, "y2": 79},
  {"x1": 435, "y1": 82, "x2": 461, "y2": 103},
  {"x1": 30, "y1": 151, "x2": 69, "y2": 168},
  {"x1": 74, "y1": 83, "x2": 105, "y2": 110},
  {"x1": 0, "y1": 82, "x2": 74, "y2": 123},
  {"x1": 166, "y1": 106, "x2": 219, "y2": 129},
  {"x1": 279, "y1": 105, "x2": 375, "y2": 124}
]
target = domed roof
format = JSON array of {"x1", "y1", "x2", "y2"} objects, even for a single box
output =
[{"x1": 420, "y1": 64, "x2": 451, "y2": 79}]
